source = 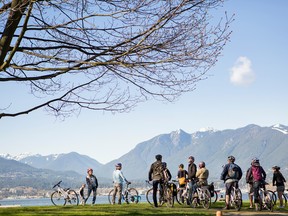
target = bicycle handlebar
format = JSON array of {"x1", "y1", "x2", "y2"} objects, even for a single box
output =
[{"x1": 53, "y1": 180, "x2": 62, "y2": 189}]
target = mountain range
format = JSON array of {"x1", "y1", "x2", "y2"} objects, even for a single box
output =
[{"x1": 1, "y1": 124, "x2": 288, "y2": 189}]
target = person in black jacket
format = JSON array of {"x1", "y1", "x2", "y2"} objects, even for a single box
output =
[
  {"x1": 148, "y1": 154, "x2": 163, "y2": 207},
  {"x1": 187, "y1": 156, "x2": 197, "y2": 204},
  {"x1": 220, "y1": 155, "x2": 242, "y2": 209},
  {"x1": 246, "y1": 158, "x2": 266, "y2": 211},
  {"x1": 272, "y1": 166, "x2": 286, "y2": 208}
]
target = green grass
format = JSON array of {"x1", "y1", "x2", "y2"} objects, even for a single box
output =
[{"x1": 0, "y1": 202, "x2": 287, "y2": 216}]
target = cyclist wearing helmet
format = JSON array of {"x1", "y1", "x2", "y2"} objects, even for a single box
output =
[
  {"x1": 148, "y1": 154, "x2": 164, "y2": 207},
  {"x1": 220, "y1": 155, "x2": 242, "y2": 210},
  {"x1": 112, "y1": 163, "x2": 130, "y2": 205},
  {"x1": 246, "y1": 158, "x2": 266, "y2": 211},
  {"x1": 85, "y1": 168, "x2": 98, "y2": 205}
]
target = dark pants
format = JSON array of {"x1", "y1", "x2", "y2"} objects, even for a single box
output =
[
  {"x1": 86, "y1": 187, "x2": 97, "y2": 204},
  {"x1": 152, "y1": 180, "x2": 163, "y2": 207},
  {"x1": 253, "y1": 181, "x2": 265, "y2": 204}
]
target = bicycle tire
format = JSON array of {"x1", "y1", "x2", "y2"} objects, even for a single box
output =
[
  {"x1": 165, "y1": 187, "x2": 174, "y2": 208},
  {"x1": 51, "y1": 191, "x2": 65, "y2": 206},
  {"x1": 65, "y1": 190, "x2": 79, "y2": 206},
  {"x1": 176, "y1": 189, "x2": 185, "y2": 205},
  {"x1": 201, "y1": 189, "x2": 211, "y2": 209},
  {"x1": 190, "y1": 196, "x2": 199, "y2": 208},
  {"x1": 126, "y1": 187, "x2": 139, "y2": 204},
  {"x1": 211, "y1": 191, "x2": 218, "y2": 204},
  {"x1": 282, "y1": 193, "x2": 287, "y2": 207},
  {"x1": 146, "y1": 188, "x2": 163, "y2": 206},
  {"x1": 235, "y1": 188, "x2": 242, "y2": 211},
  {"x1": 108, "y1": 189, "x2": 114, "y2": 204},
  {"x1": 264, "y1": 192, "x2": 274, "y2": 211},
  {"x1": 267, "y1": 190, "x2": 277, "y2": 205}
]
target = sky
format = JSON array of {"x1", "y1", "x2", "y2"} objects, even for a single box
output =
[{"x1": 1, "y1": 0, "x2": 288, "y2": 164}]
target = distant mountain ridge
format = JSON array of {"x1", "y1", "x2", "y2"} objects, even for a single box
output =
[{"x1": 1, "y1": 124, "x2": 288, "y2": 186}]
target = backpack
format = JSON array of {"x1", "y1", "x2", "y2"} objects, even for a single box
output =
[
  {"x1": 228, "y1": 163, "x2": 240, "y2": 179},
  {"x1": 251, "y1": 166, "x2": 263, "y2": 181},
  {"x1": 154, "y1": 162, "x2": 163, "y2": 178}
]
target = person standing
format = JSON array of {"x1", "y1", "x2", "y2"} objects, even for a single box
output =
[
  {"x1": 220, "y1": 155, "x2": 242, "y2": 210},
  {"x1": 246, "y1": 158, "x2": 266, "y2": 211},
  {"x1": 112, "y1": 163, "x2": 130, "y2": 205},
  {"x1": 187, "y1": 156, "x2": 197, "y2": 203},
  {"x1": 195, "y1": 161, "x2": 209, "y2": 187},
  {"x1": 246, "y1": 162, "x2": 254, "y2": 209},
  {"x1": 272, "y1": 166, "x2": 286, "y2": 208},
  {"x1": 148, "y1": 154, "x2": 164, "y2": 207},
  {"x1": 85, "y1": 168, "x2": 98, "y2": 205}
]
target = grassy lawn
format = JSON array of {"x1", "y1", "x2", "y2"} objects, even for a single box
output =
[{"x1": 0, "y1": 202, "x2": 287, "y2": 216}]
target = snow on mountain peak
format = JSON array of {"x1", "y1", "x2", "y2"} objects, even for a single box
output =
[
  {"x1": 198, "y1": 127, "x2": 217, "y2": 132},
  {"x1": 271, "y1": 124, "x2": 288, "y2": 135}
]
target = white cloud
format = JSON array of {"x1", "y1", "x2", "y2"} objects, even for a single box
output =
[{"x1": 230, "y1": 56, "x2": 255, "y2": 86}]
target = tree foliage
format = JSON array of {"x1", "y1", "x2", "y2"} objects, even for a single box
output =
[{"x1": 0, "y1": 0, "x2": 233, "y2": 118}]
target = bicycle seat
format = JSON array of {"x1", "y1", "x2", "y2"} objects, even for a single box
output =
[{"x1": 64, "y1": 188, "x2": 70, "y2": 191}]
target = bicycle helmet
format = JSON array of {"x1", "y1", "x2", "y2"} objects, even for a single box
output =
[
  {"x1": 87, "y1": 168, "x2": 93, "y2": 173},
  {"x1": 155, "y1": 154, "x2": 162, "y2": 160},
  {"x1": 251, "y1": 157, "x2": 259, "y2": 164},
  {"x1": 228, "y1": 155, "x2": 235, "y2": 162},
  {"x1": 115, "y1": 163, "x2": 122, "y2": 167},
  {"x1": 162, "y1": 162, "x2": 167, "y2": 168},
  {"x1": 199, "y1": 161, "x2": 205, "y2": 168}
]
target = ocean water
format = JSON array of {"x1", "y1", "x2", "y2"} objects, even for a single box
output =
[{"x1": 0, "y1": 193, "x2": 249, "y2": 207}]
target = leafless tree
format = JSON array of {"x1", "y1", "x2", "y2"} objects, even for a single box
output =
[{"x1": 0, "y1": 0, "x2": 233, "y2": 119}]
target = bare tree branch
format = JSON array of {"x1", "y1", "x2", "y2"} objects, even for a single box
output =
[{"x1": 0, "y1": 0, "x2": 233, "y2": 119}]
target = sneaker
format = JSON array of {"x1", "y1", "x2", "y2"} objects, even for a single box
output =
[
  {"x1": 249, "y1": 205, "x2": 253, "y2": 209},
  {"x1": 223, "y1": 205, "x2": 230, "y2": 210},
  {"x1": 278, "y1": 205, "x2": 285, "y2": 208}
]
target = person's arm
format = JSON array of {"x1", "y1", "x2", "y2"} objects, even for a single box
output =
[
  {"x1": 238, "y1": 166, "x2": 243, "y2": 180},
  {"x1": 95, "y1": 176, "x2": 98, "y2": 188},
  {"x1": 148, "y1": 164, "x2": 153, "y2": 181},
  {"x1": 167, "y1": 169, "x2": 172, "y2": 181},
  {"x1": 119, "y1": 171, "x2": 129, "y2": 183},
  {"x1": 86, "y1": 176, "x2": 90, "y2": 186},
  {"x1": 220, "y1": 165, "x2": 228, "y2": 181},
  {"x1": 262, "y1": 167, "x2": 266, "y2": 180},
  {"x1": 272, "y1": 173, "x2": 276, "y2": 186}
]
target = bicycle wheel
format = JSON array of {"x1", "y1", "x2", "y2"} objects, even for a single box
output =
[
  {"x1": 267, "y1": 190, "x2": 277, "y2": 205},
  {"x1": 146, "y1": 188, "x2": 163, "y2": 206},
  {"x1": 234, "y1": 188, "x2": 242, "y2": 211},
  {"x1": 65, "y1": 190, "x2": 79, "y2": 206},
  {"x1": 211, "y1": 191, "x2": 218, "y2": 204},
  {"x1": 108, "y1": 189, "x2": 114, "y2": 204},
  {"x1": 176, "y1": 189, "x2": 185, "y2": 205},
  {"x1": 190, "y1": 196, "x2": 199, "y2": 208},
  {"x1": 201, "y1": 189, "x2": 211, "y2": 209},
  {"x1": 51, "y1": 191, "x2": 65, "y2": 206},
  {"x1": 126, "y1": 188, "x2": 139, "y2": 204},
  {"x1": 165, "y1": 187, "x2": 174, "y2": 207},
  {"x1": 264, "y1": 192, "x2": 274, "y2": 211},
  {"x1": 282, "y1": 193, "x2": 287, "y2": 207}
]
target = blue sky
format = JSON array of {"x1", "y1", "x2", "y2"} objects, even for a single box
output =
[{"x1": 1, "y1": 0, "x2": 287, "y2": 164}]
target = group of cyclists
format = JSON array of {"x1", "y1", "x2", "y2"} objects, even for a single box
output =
[
  {"x1": 148, "y1": 154, "x2": 286, "y2": 211},
  {"x1": 80, "y1": 154, "x2": 286, "y2": 211}
]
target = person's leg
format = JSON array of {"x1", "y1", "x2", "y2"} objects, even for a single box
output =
[
  {"x1": 277, "y1": 186, "x2": 284, "y2": 207},
  {"x1": 224, "y1": 182, "x2": 231, "y2": 209},
  {"x1": 253, "y1": 181, "x2": 260, "y2": 210},
  {"x1": 92, "y1": 187, "x2": 97, "y2": 204},
  {"x1": 118, "y1": 184, "x2": 123, "y2": 204},
  {"x1": 85, "y1": 187, "x2": 91, "y2": 204},
  {"x1": 249, "y1": 184, "x2": 253, "y2": 208},
  {"x1": 152, "y1": 180, "x2": 159, "y2": 207},
  {"x1": 112, "y1": 184, "x2": 117, "y2": 204}
]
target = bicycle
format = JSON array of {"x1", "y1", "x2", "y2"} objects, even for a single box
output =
[
  {"x1": 108, "y1": 182, "x2": 140, "y2": 204},
  {"x1": 190, "y1": 185, "x2": 211, "y2": 209},
  {"x1": 272, "y1": 189, "x2": 288, "y2": 207},
  {"x1": 227, "y1": 186, "x2": 242, "y2": 211},
  {"x1": 174, "y1": 180, "x2": 191, "y2": 205},
  {"x1": 256, "y1": 185, "x2": 274, "y2": 211},
  {"x1": 145, "y1": 180, "x2": 174, "y2": 207},
  {"x1": 50, "y1": 180, "x2": 79, "y2": 206}
]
